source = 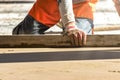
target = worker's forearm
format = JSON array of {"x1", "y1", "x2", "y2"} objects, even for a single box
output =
[
  {"x1": 113, "y1": 0, "x2": 120, "y2": 16},
  {"x1": 113, "y1": 0, "x2": 120, "y2": 4},
  {"x1": 58, "y1": 0, "x2": 89, "y2": 27},
  {"x1": 58, "y1": 0, "x2": 75, "y2": 27}
]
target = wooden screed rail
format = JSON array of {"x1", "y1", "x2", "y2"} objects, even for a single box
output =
[{"x1": 0, "y1": 35, "x2": 120, "y2": 48}]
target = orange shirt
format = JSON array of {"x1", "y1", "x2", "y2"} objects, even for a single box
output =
[
  {"x1": 29, "y1": 0, "x2": 98, "y2": 27},
  {"x1": 73, "y1": 0, "x2": 98, "y2": 20}
]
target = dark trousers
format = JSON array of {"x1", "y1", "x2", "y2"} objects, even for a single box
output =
[{"x1": 12, "y1": 15, "x2": 49, "y2": 35}]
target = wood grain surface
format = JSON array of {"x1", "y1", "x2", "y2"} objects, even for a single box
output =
[{"x1": 0, "y1": 35, "x2": 120, "y2": 47}]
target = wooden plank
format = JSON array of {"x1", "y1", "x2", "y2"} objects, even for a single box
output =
[
  {"x1": 0, "y1": 35, "x2": 120, "y2": 47},
  {"x1": 0, "y1": 3, "x2": 33, "y2": 13},
  {"x1": 94, "y1": 25, "x2": 120, "y2": 31},
  {"x1": 0, "y1": 0, "x2": 34, "y2": 3},
  {"x1": 0, "y1": 0, "x2": 35, "y2": 2}
]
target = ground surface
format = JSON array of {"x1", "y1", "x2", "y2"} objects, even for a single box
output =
[{"x1": 0, "y1": 47, "x2": 120, "y2": 80}]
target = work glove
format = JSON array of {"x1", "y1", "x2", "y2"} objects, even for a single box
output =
[{"x1": 63, "y1": 26, "x2": 87, "y2": 47}]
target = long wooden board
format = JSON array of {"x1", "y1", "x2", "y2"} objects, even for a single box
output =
[
  {"x1": 0, "y1": 0, "x2": 34, "y2": 3},
  {"x1": 0, "y1": 35, "x2": 120, "y2": 47}
]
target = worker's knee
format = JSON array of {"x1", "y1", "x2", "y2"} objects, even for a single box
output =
[{"x1": 75, "y1": 18, "x2": 94, "y2": 35}]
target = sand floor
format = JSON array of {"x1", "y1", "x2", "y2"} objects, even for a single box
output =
[{"x1": 0, "y1": 47, "x2": 120, "y2": 80}]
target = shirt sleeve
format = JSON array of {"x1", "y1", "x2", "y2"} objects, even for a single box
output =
[{"x1": 58, "y1": 0, "x2": 75, "y2": 26}]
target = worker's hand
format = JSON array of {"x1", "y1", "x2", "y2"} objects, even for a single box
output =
[{"x1": 64, "y1": 26, "x2": 87, "y2": 47}]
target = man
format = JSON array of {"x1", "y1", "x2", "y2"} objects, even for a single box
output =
[{"x1": 12, "y1": 0, "x2": 98, "y2": 47}]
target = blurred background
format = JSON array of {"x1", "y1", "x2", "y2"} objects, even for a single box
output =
[{"x1": 0, "y1": 0, "x2": 120, "y2": 35}]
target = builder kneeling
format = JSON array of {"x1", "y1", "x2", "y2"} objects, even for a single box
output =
[{"x1": 12, "y1": 0, "x2": 98, "y2": 47}]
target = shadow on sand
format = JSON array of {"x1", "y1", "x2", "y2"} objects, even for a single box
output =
[{"x1": 0, "y1": 49, "x2": 120, "y2": 63}]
